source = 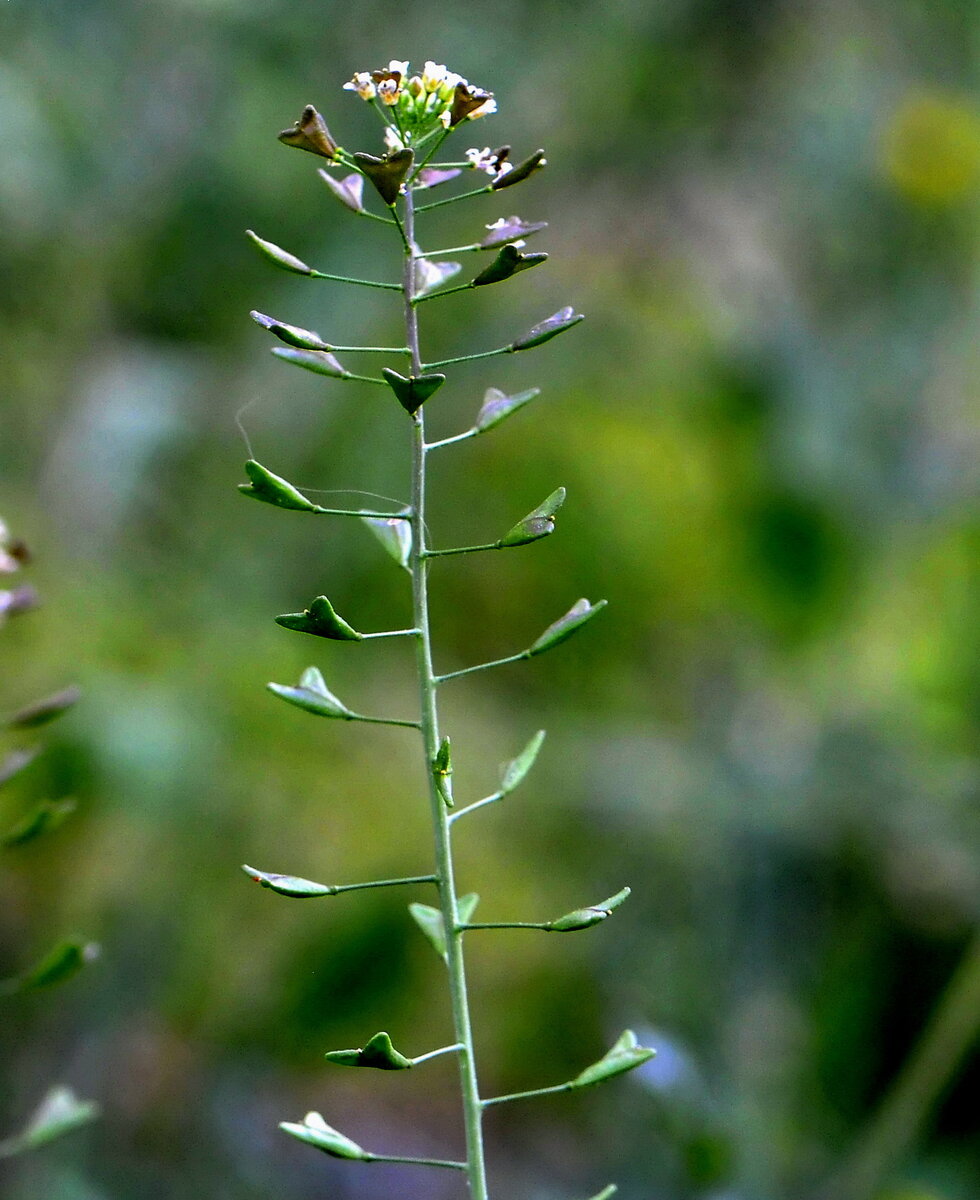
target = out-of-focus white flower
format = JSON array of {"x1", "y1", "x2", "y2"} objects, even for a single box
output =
[{"x1": 343, "y1": 72, "x2": 376, "y2": 100}]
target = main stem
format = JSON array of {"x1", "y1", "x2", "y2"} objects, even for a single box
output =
[{"x1": 403, "y1": 186, "x2": 490, "y2": 1200}]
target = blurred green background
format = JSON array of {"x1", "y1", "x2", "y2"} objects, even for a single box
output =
[{"x1": 1, "y1": 1, "x2": 979, "y2": 1198}]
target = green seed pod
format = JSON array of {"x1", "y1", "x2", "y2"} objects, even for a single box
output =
[
  {"x1": 241, "y1": 864, "x2": 335, "y2": 898},
  {"x1": 7, "y1": 687, "x2": 81, "y2": 729},
  {"x1": 382, "y1": 368, "x2": 447, "y2": 414},
  {"x1": 2, "y1": 798, "x2": 76, "y2": 848},
  {"x1": 527, "y1": 598, "x2": 607, "y2": 656},
  {"x1": 571, "y1": 1030, "x2": 655, "y2": 1089},
  {"x1": 472, "y1": 243, "x2": 548, "y2": 287},
  {"x1": 267, "y1": 666, "x2": 352, "y2": 719},
  {"x1": 275, "y1": 595, "x2": 363, "y2": 641},
  {"x1": 492, "y1": 149, "x2": 546, "y2": 189},
  {"x1": 279, "y1": 1113, "x2": 366, "y2": 1159},
  {"x1": 513, "y1": 306, "x2": 584, "y2": 351},
  {"x1": 245, "y1": 230, "x2": 313, "y2": 276},
  {"x1": 475, "y1": 386, "x2": 541, "y2": 432},
  {"x1": 325, "y1": 1031, "x2": 414, "y2": 1070},
  {"x1": 238, "y1": 460, "x2": 324, "y2": 513},
  {"x1": 499, "y1": 487, "x2": 566, "y2": 547},
  {"x1": 548, "y1": 887, "x2": 631, "y2": 932}
]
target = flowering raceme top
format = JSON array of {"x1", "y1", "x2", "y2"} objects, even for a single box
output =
[{"x1": 344, "y1": 59, "x2": 496, "y2": 137}]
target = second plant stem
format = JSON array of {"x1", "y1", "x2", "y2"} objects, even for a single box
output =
[{"x1": 403, "y1": 186, "x2": 491, "y2": 1200}]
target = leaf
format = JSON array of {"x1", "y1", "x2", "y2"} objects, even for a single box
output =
[
  {"x1": 2, "y1": 798, "x2": 76, "y2": 848},
  {"x1": 279, "y1": 1112, "x2": 366, "y2": 1160},
  {"x1": 241, "y1": 864, "x2": 335, "y2": 898},
  {"x1": 245, "y1": 230, "x2": 312, "y2": 276},
  {"x1": 527, "y1": 598, "x2": 607, "y2": 657},
  {"x1": 475, "y1": 386, "x2": 541, "y2": 433},
  {"x1": 548, "y1": 887, "x2": 631, "y2": 932},
  {"x1": 512, "y1": 305, "x2": 584, "y2": 351},
  {"x1": 2, "y1": 939, "x2": 100, "y2": 994},
  {"x1": 381, "y1": 368, "x2": 447, "y2": 415},
  {"x1": 499, "y1": 487, "x2": 566, "y2": 547},
  {"x1": 571, "y1": 1030, "x2": 655, "y2": 1089},
  {"x1": 409, "y1": 894, "x2": 479, "y2": 961},
  {"x1": 250, "y1": 310, "x2": 330, "y2": 351},
  {"x1": 325, "y1": 1031, "x2": 413, "y2": 1070},
  {"x1": 267, "y1": 666, "x2": 352, "y2": 719},
  {"x1": 500, "y1": 730, "x2": 546, "y2": 795},
  {"x1": 472, "y1": 243, "x2": 548, "y2": 287},
  {"x1": 271, "y1": 347, "x2": 347, "y2": 378},
  {"x1": 480, "y1": 215, "x2": 548, "y2": 249},
  {"x1": 238, "y1": 460, "x2": 324, "y2": 513},
  {"x1": 361, "y1": 513, "x2": 412, "y2": 570},
  {"x1": 275, "y1": 595, "x2": 363, "y2": 641},
  {"x1": 0, "y1": 1087, "x2": 99, "y2": 1158},
  {"x1": 7, "y1": 687, "x2": 81, "y2": 729},
  {"x1": 317, "y1": 168, "x2": 364, "y2": 212}
]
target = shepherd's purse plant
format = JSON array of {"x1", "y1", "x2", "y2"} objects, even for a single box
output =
[{"x1": 240, "y1": 59, "x2": 653, "y2": 1200}]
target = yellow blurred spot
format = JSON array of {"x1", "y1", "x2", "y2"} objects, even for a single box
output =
[{"x1": 880, "y1": 91, "x2": 980, "y2": 204}]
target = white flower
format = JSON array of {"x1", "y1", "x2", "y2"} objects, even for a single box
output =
[
  {"x1": 384, "y1": 126, "x2": 405, "y2": 152},
  {"x1": 421, "y1": 61, "x2": 448, "y2": 91},
  {"x1": 467, "y1": 95, "x2": 497, "y2": 120},
  {"x1": 343, "y1": 72, "x2": 375, "y2": 100},
  {"x1": 387, "y1": 59, "x2": 410, "y2": 78},
  {"x1": 377, "y1": 77, "x2": 400, "y2": 105},
  {"x1": 466, "y1": 147, "x2": 506, "y2": 174}
]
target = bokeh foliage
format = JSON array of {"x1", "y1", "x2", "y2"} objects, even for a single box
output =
[{"x1": 1, "y1": 1, "x2": 978, "y2": 1198}]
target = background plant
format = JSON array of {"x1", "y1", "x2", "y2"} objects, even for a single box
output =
[
  {"x1": 1, "y1": 6, "x2": 978, "y2": 1199},
  {"x1": 0, "y1": 521, "x2": 99, "y2": 1165}
]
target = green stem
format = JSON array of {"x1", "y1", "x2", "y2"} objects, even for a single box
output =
[
  {"x1": 415, "y1": 185, "x2": 493, "y2": 213},
  {"x1": 435, "y1": 652, "x2": 529, "y2": 684},
  {"x1": 329, "y1": 344, "x2": 411, "y2": 355},
  {"x1": 425, "y1": 428, "x2": 479, "y2": 451},
  {"x1": 417, "y1": 244, "x2": 480, "y2": 257},
  {"x1": 424, "y1": 346, "x2": 513, "y2": 370},
  {"x1": 363, "y1": 1153, "x2": 467, "y2": 1170},
  {"x1": 482, "y1": 1081, "x2": 573, "y2": 1108},
  {"x1": 464, "y1": 921, "x2": 552, "y2": 932},
  {"x1": 403, "y1": 187, "x2": 491, "y2": 1200},
  {"x1": 447, "y1": 792, "x2": 504, "y2": 824},
  {"x1": 409, "y1": 127, "x2": 452, "y2": 179},
  {"x1": 411, "y1": 1042, "x2": 465, "y2": 1066},
  {"x1": 310, "y1": 271, "x2": 401, "y2": 291},
  {"x1": 425, "y1": 540, "x2": 502, "y2": 558},
  {"x1": 347, "y1": 713, "x2": 421, "y2": 729},
  {"x1": 414, "y1": 282, "x2": 475, "y2": 305},
  {"x1": 328, "y1": 875, "x2": 437, "y2": 896},
  {"x1": 341, "y1": 373, "x2": 391, "y2": 386}
]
